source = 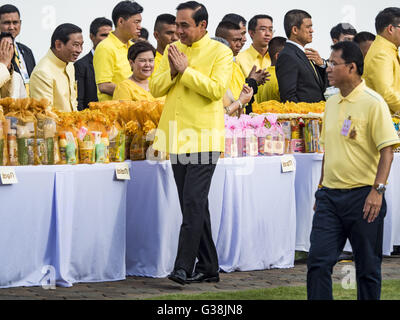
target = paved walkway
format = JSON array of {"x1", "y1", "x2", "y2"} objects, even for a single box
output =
[{"x1": 1, "y1": 256, "x2": 399, "y2": 300}]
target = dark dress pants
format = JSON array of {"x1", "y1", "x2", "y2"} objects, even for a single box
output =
[
  {"x1": 170, "y1": 152, "x2": 220, "y2": 276},
  {"x1": 307, "y1": 186, "x2": 386, "y2": 300}
]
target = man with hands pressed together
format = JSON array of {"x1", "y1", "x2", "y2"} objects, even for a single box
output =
[
  {"x1": 307, "y1": 41, "x2": 400, "y2": 300},
  {"x1": 0, "y1": 34, "x2": 15, "y2": 96},
  {"x1": 150, "y1": 1, "x2": 232, "y2": 285}
]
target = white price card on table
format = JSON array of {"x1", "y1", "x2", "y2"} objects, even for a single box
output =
[
  {"x1": 115, "y1": 163, "x2": 131, "y2": 180},
  {"x1": 281, "y1": 155, "x2": 296, "y2": 173},
  {"x1": 0, "y1": 168, "x2": 18, "y2": 184}
]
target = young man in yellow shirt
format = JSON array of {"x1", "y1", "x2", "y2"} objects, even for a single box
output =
[
  {"x1": 363, "y1": 7, "x2": 400, "y2": 114},
  {"x1": 258, "y1": 36, "x2": 286, "y2": 102},
  {"x1": 152, "y1": 14, "x2": 178, "y2": 76},
  {"x1": 30, "y1": 23, "x2": 83, "y2": 112},
  {"x1": 93, "y1": 1, "x2": 143, "y2": 101},
  {"x1": 236, "y1": 14, "x2": 273, "y2": 78},
  {"x1": 150, "y1": 1, "x2": 232, "y2": 285},
  {"x1": 307, "y1": 41, "x2": 400, "y2": 300}
]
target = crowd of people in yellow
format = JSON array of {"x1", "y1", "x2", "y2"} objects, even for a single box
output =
[
  {"x1": 0, "y1": 1, "x2": 398, "y2": 116},
  {"x1": 1, "y1": 1, "x2": 400, "y2": 301}
]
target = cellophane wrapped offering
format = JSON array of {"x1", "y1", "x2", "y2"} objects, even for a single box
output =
[
  {"x1": 224, "y1": 115, "x2": 238, "y2": 158},
  {"x1": 265, "y1": 114, "x2": 285, "y2": 156},
  {"x1": 0, "y1": 106, "x2": 7, "y2": 166}
]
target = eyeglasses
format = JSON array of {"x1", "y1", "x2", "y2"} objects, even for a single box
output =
[
  {"x1": 392, "y1": 25, "x2": 400, "y2": 29},
  {"x1": 326, "y1": 60, "x2": 349, "y2": 69}
]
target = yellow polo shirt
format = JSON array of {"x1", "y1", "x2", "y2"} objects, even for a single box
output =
[
  {"x1": 150, "y1": 33, "x2": 233, "y2": 154},
  {"x1": 236, "y1": 44, "x2": 271, "y2": 78},
  {"x1": 30, "y1": 49, "x2": 77, "y2": 112},
  {"x1": 257, "y1": 66, "x2": 280, "y2": 102},
  {"x1": 93, "y1": 32, "x2": 133, "y2": 101},
  {"x1": 321, "y1": 81, "x2": 400, "y2": 189},
  {"x1": 363, "y1": 35, "x2": 400, "y2": 114},
  {"x1": 113, "y1": 79, "x2": 157, "y2": 102}
]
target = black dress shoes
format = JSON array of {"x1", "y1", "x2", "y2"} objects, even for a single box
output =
[
  {"x1": 186, "y1": 272, "x2": 220, "y2": 283},
  {"x1": 168, "y1": 269, "x2": 188, "y2": 285}
]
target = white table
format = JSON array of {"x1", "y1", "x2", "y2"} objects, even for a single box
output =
[
  {"x1": 126, "y1": 156, "x2": 297, "y2": 278},
  {"x1": 294, "y1": 153, "x2": 400, "y2": 255}
]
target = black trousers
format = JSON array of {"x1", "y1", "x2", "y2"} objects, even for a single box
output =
[
  {"x1": 307, "y1": 186, "x2": 386, "y2": 300},
  {"x1": 170, "y1": 152, "x2": 220, "y2": 276}
]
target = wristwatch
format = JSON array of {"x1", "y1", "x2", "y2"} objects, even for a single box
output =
[{"x1": 374, "y1": 183, "x2": 386, "y2": 195}]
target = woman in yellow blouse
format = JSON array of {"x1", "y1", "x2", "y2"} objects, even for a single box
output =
[{"x1": 113, "y1": 41, "x2": 158, "y2": 101}]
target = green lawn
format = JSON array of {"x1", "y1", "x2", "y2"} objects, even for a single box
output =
[{"x1": 146, "y1": 279, "x2": 400, "y2": 300}]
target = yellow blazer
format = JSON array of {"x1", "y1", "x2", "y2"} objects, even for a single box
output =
[
  {"x1": 30, "y1": 49, "x2": 77, "y2": 112},
  {"x1": 364, "y1": 35, "x2": 400, "y2": 114},
  {"x1": 150, "y1": 33, "x2": 233, "y2": 154}
]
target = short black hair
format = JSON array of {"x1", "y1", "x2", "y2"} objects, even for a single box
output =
[
  {"x1": 222, "y1": 13, "x2": 247, "y2": 27},
  {"x1": 248, "y1": 14, "x2": 273, "y2": 32},
  {"x1": 51, "y1": 23, "x2": 82, "y2": 49},
  {"x1": 375, "y1": 7, "x2": 400, "y2": 34},
  {"x1": 0, "y1": 4, "x2": 20, "y2": 18},
  {"x1": 331, "y1": 41, "x2": 364, "y2": 76},
  {"x1": 268, "y1": 36, "x2": 286, "y2": 58},
  {"x1": 154, "y1": 13, "x2": 176, "y2": 32},
  {"x1": 128, "y1": 41, "x2": 156, "y2": 61},
  {"x1": 353, "y1": 31, "x2": 376, "y2": 44},
  {"x1": 215, "y1": 20, "x2": 240, "y2": 39},
  {"x1": 176, "y1": 1, "x2": 208, "y2": 27},
  {"x1": 330, "y1": 23, "x2": 357, "y2": 40},
  {"x1": 139, "y1": 27, "x2": 149, "y2": 40},
  {"x1": 284, "y1": 9, "x2": 311, "y2": 38},
  {"x1": 90, "y1": 17, "x2": 112, "y2": 36},
  {"x1": 112, "y1": 1, "x2": 143, "y2": 27}
]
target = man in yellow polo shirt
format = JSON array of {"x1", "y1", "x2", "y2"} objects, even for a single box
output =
[
  {"x1": 93, "y1": 1, "x2": 143, "y2": 101},
  {"x1": 236, "y1": 14, "x2": 273, "y2": 78},
  {"x1": 152, "y1": 13, "x2": 178, "y2": 76},
  {"x1": 307, "y1": 41, "x2": 400, "y2": 300},
  {"x1": 150, "y1": 1, "x2": 232, "y2": 286},
  {"x1": 30, "y1": 23, "x2": 83, "y2": 112},
  {"x1": 363, "y1": 7, "x2": 400, "y2": 114}
]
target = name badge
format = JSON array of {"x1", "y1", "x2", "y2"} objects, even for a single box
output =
[
  {"x1": 281, "y1": 155, "x2": 295, "y2": 173},
  {"x1": 341, "y1": 117, "x2": 352, "y2": 136},
  {"x1": 0, "y1": 168, "x2": 18, "y2": 184},
  {"x1": 115, "y1": 163, "x2": 130, "y2": 180}
]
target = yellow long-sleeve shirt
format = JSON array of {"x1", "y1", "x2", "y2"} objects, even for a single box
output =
[
  {"x1": 363, "y1": 35, "x2": 400, "y2": 114},
  {"x1": 229, "y1": 61, "x2": 246, "y2": 101},
  {"x1": 30, "y1": 49, "x2": 77, "y2": 112},
  {"x1": 113, "y1": 79, "x2": 157, "y2": 102},
  {"x1": 150, "y1": 33, "x2": 233, "y2": 154}
]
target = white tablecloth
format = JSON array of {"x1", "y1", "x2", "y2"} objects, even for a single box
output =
[
  {"x1": 126, "y1": 156, "x2": 297, "y2": 277},
  {"x1": 294, "y1": 153, "x2": 400, "y2": 255},
  {"x1": 0, "y1": 164, "x2": 128, "y2": 288}
]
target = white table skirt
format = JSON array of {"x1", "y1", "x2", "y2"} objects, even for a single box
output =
[
  {"x1": 294, "y1": 153, "x2": 400, "y2": 255},
  {"x1": 126, "y1": 156, "x2": 297, "y2": 278},
  {"x1": 0, "y1": 164, "x2": 128, "y2": 288}
]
